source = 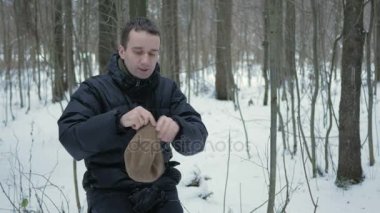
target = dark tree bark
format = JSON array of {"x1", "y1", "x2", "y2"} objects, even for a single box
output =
[
  {"x1": 366, "y1": 0, "x2": 375, "y2": 166},
  {"x1": 186, "y1": 0, "x2": 194, "y2": 101},
  {"x1": 129, "y1": 0, "x2": 146, "y2": 19},
  {"x1": 310, "y1": 0, "x2": 320, "y2": 178},
  {"x1": 65, "y1": 0, "x2": 76, "y2": 95},
  {"x1": 267, "y1": 0, "x2": 282, "y2": 212},
  {"x1": 298, "y1": 0, "x2": 307, "y2": 77},
  {"x1": 52, "y1": 0, "x2": 65, "y2": 103},
  {"x1": 285, "y1": 0, "x2": 297, "y2": 154},
  {"x1": 98, "y1": 0, "x2": 117, "y2": 74},
  {"x1": 375, "y1": 0, "x2": 380, "y2": 82},
  {"x1": 1, "y1": 0, "x2": 15, "y2": 122},
  {"x1": 161, "y1": 0, "x2": 180, "y2": 85},
  {"x1": 14, "y1": 0, "x2": 26, "y2": 107},
  {"x1": 33, "y1": 0, "x2": 42, "y2": 101},
  {"x1": 336, "y1": 0, "x2": 365, "y2": 186},
  {"x1": 215, "y1": 0, "x2": 234, "y2": 100},
  {"x1": 262, "y1": 0, "x2": 269, "y2": 106}
]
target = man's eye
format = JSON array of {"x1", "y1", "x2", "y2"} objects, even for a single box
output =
[
  {"x1": 149, "y1": 53, "x2": 157, "y2": 57},
  {"x1": 134, "y1": 51, "x2": 143, "y2": 55}
]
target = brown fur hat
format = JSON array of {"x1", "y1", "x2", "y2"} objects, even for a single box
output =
[{"x1": 124, "y1": 124, "x2": 165, "y2": 183}]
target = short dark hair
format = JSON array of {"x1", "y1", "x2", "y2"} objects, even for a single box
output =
[{"x1": 120, "y1": 17, "x2": 160, "y2": 48}]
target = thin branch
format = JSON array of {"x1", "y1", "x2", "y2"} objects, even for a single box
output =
[{"x1": 223, "y1": 132, "x2": 232, "y2": 213}]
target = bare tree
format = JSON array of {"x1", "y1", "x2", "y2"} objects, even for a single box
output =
[
  {"x1": 1, "y1": 0, "x2": 15, "y2": 123},
  {"x1": 324, "y1": 0, "x2": 343, "y2": 174},
  {"x1": 65, "y1": 0, "x2": 76, "y2": 96},
  {"x1": 336, "y1": 0, "x2": 365, "y2": 186},
  {"x1": 284, "y1": 0, "x2": 297, "y2": 155},
  {"x1": 262, "y1": 0, "x2": 269, "y2": 106},
  {"x1": 267, "y1": 0, "x2": 282, "y2": 212},
  {"x1": 161, "y1": 0, "x2": 180, "y2": 85},
  {"x1": 375, "y1": 0, "x2": 380, "y2": 82},
  {"x1": 76, "y1": 0, "x2": 94, "y2": 81},
  {"x1": 52, "y1": 0, "x2": 64, "y2": 103},
  {"x1": 33, "y1": 0, "x2": 42, "y2": 101},
  {"x1": 310, "y1": 0, "x2": 320, "y2": 178},
  {"x1": 185, "y1": 0, "x2": 194, "y2": 102},
  {"x1": 215, "y1": 0, "x2": 235, "y2": 101},
  {"x1": 298, "y1": 0, "x2": 307, "y2": 77},
  {"x1": 14, "y1": 0, "x2": 26, "y2": 107},
  {"x1": 98, "y1": 0, "x2": 117, "y2": 74},
  {"x1": 365, "y1": 0, "x2": 375, "y2": 166}
]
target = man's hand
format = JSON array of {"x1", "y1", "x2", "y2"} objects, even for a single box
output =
[
  {"x1": 156, "y1": 115, "x2": 179, "y2": 143},
  {"x1": 120, "y1": 106, "x2": 156, "y2": 130}
]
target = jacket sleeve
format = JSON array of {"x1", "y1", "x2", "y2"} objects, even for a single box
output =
[
  {"x1": 57, "y1": 82, "x2": 134, "y2": 161},
  {"x1": 169, "y1": 82, "x2": 208, "y2": 155}
]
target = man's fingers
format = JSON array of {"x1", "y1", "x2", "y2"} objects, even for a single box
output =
[
  {"x1": 149, "y1": 115, "x2": 157, "y2": 126},
  {"x1": 156, "y1": 115, "x2": 167, "y2": 131}
]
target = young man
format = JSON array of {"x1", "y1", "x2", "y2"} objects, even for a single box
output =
[{"x1": 58, "y1": 17, "x2": 208, "y2": 213}]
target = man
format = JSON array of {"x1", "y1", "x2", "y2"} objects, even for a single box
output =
[{"x1": 58, "y1": 17, "x2": 208, "y2": 213}]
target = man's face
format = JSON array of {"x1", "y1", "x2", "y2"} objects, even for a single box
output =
[{"x1": 119, "y1": 29, "x2": 160, "y2": 79}]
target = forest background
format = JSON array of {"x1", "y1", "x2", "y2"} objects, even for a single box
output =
[{"x1": 1, "y1": 0, "x2": 380, "y2": 212}]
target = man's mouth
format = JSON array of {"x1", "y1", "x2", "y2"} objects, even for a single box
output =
[{"x1": 138, "y1": 68, "x2": 149, "y2": 72}]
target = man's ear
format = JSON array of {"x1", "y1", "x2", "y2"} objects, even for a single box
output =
[{"x1": 118, "y1": 45, "x2": 126, "y2": 56}]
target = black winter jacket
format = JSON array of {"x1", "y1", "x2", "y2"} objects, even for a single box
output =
[{"x1": 57, "y1": 54, "x2": 208, "y2": 190}]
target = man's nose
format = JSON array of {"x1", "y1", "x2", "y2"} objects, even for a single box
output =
[{"x1": 141, "y1": 54, "x2": 150, "y2": 64}]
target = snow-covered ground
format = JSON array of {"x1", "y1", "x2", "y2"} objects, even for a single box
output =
[{"x1": 0, "y1": 68, "x2": 379, "y2": 213}]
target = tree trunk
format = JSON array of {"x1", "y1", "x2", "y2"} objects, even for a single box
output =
[
  {"x1": 34, "y1": 0, "x2": 42, "y2": 100},
  {"x1": 326, "y1": 33, "x2": 343, "y2": 173},
  {"x1": 366, "y1": 0, "x2": 375, "y2": 166},
  {"x1": 215, "y1": 0, "x2": 234, "y2": 101},
  {"x1": 267, "y1": 0, "x2": 281, "y2": 212},
  {"x1": 64, "y1": 0, "x2": 76, "y2": 95},
  {"x1": 14, "y1": 0, "x2": 25, "y2": 108},
  {"x1": 52, "y1": 0, "x2": 64, "y2": 103},
  {"x1": 129, "y1": 0, "x2": 147, "y2": 19},
  {"x1": 82, "y1": 0, "x2": 92, "y2": 80},
  {"x1": 285, "y1": 0, "x2": 297, "y2": 155},
  {"x1": 186, "y1": 0, "x2": 194, "y2": 102},
  {"x1": 161, "y1": 0, "x2": 180, "y2": 85},
  {"x1": 298, "y1": 0, "x2": 307, "y2": 77},
  {"x1": 1, "y1": 0, "x2": 15, "y2": 122},
  {"x1": 310, "y1": 0, "x2": 320, "y2": 178},
  {"x1": 98, "y1": 0, "x2": 117, "y2": 74},
  {"x1": 336, "y1": 0, "x2": 365, "y2": 186},
  {"x1": 23, "y1": 1, "x2": 32, "y2": 113},
  {"x1": 375, "y1": 0, "x2": 380, "y2": 82},
  {"x1": 262, "y1": 0, "x2": 269, "y2": 106}
]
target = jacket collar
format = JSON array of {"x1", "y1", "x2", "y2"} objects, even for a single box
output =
[{"x1": 108, "y1": 53, "x2": 160, "y2": 92}]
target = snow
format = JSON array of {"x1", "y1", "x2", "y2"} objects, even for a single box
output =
[{"x1": 1, "y1": 68, "x2": 379, "y2": 213}]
